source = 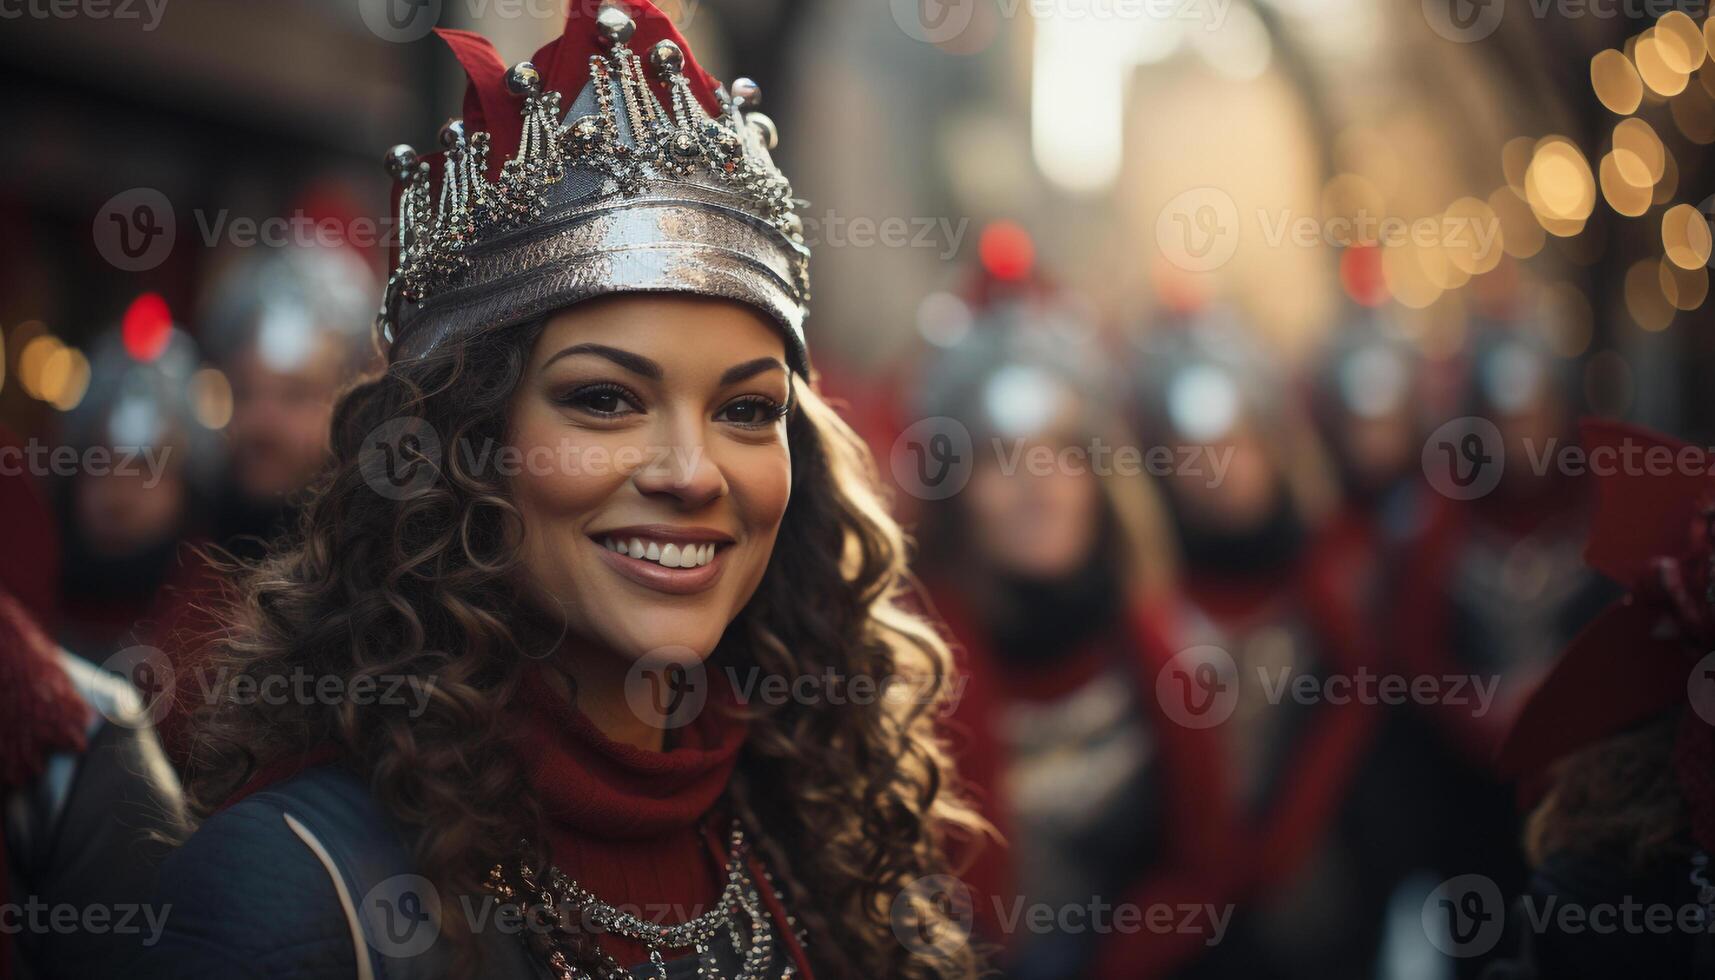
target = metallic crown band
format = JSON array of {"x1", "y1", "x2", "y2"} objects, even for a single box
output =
[{"x1": 377, "y1": 5, "x2": 811, "y2": 371}]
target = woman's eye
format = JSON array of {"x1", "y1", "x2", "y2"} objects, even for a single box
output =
[
  {"x1": 560, "y1": 384, "x2": 639, "y2": 417},
  {"x1": 718, "y1": 396, "x2": 785, "y2": 427}
]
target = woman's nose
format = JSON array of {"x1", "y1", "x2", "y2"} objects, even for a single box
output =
[{"x1": 631, "y1": 423, "x2": 727, "y2": 509}]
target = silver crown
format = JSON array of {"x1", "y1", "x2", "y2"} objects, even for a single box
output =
[{"x1": 378, "y1": 5, "x2": 810, "y2": 369}]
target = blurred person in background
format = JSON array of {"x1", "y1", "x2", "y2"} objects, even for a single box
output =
[
  {"x1": 1309, "y1": 307, "x2": 1430, "y2": 573},
  {"x1": 142, "y1": 241, "x2": 378, "y2": 763},
  {"x1": 54, "y1": 328, "x2": 222, "y2": 657},
  {"x1": 1485, "y1": 419, "x2": 1715, "y2": 978},
  {"x1": 1, "y1": 423, "x2": 187, "y2": 980},
  {"x1": 194, "y1": 239, "x2": 378, "y2": 555},
  {"x1": 1128, "y1": 306, "x2": 1380, "y2": 979},
  {"x1": 1303, "y1": 304, "x2": 1454, "y2": 976},
  {"x1": 914, "y1": 268, "x2": 1239, "y2": 979},
  {"x1": 1389, "y1": 317, "x2": 1615, "y2": 976}
]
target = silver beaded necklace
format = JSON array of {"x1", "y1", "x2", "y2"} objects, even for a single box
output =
[{"x1": 485, "y1": 821, "x2": 794, "y2": 980}]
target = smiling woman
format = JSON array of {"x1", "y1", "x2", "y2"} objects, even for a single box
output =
[
  {"x1": 508, "y1": 297, "x2": 797, "y2": 740},
  {"x1": 132, "y1": 4, "x2": 981, "y2": 980}
]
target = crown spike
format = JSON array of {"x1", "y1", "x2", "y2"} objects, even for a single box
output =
[
  {"x1": 595, "y1": 4, "x2": 635, "y2": 45},
  {"x1": 385, "y1": 144, "x2": 419, "y2": 181},
  {"x1": 649, "y1": 38, "x2": 684, "y2": 77},
  {"x1": 730, "y1": 77, "x2": 760, "y2": 108},
  {"x1": 505, "y1": 61, "x2": 542, "y2": 98}
]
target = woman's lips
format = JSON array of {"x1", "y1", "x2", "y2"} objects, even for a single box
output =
[{"x1": 592, "y1": 536, "x2": 727, "y2": 595}]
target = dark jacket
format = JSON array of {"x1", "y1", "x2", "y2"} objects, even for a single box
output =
[
  {"x1": 4, "y1": 651, "x2": 187, "y2": 980},
  {"x1": 135, "y1": 764, "x2": 546, "y2": 979}
]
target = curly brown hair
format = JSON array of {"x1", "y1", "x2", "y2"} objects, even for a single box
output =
[{"x1": 177, "y1": 317, "x2": 984, "y2": 979}]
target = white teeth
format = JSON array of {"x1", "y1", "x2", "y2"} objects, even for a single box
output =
[{"x1": 605, "y1": 537, "x2": 720, "y2": 568}]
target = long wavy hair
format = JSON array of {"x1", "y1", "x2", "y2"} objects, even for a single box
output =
[{"x1": 178, "y1": 316, "x2": 983, "y2": 979}]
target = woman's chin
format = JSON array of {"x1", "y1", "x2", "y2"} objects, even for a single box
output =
[{"x1": 601, "y1": 620, "x2": 726, "y2": 669}]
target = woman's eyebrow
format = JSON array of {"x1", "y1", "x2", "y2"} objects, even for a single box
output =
[
  {"x1": 541, "y1": 343, "x2": 663, "y2": 379},
  {"x1": 719, "y1": 357, "x2": 786, "y2": 385}
]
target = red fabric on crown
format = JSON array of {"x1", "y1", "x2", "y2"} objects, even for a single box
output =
[
  {"x1": 431, "y1": 1, "x2": 723, "y2": 183},
  {"x1": 529, "y1": 0, "x2": 722, "y2": 121},
  {"x1": 434, "y1": 28, "x2": 516, "y2": 180}
]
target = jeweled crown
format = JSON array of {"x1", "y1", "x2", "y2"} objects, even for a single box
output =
[{"x1": 377, "y1": 1, "x2": 811, "y2": 371}]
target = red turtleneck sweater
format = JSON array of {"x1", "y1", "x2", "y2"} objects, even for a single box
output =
[{"x1": 511, "y1": 668, "x2": 749, "y2": 967}]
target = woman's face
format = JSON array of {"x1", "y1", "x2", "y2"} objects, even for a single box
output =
[
  {"x1": 964, "y1": 428, "x2": 1104, "y2": 581},
  {"x1": 507, "y1": 294, "x2": 793, "y2": 666}
]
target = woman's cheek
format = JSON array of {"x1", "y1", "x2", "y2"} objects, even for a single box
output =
[{"x1": 731, "y1": 438, "x2": 792, "y2": 533}]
